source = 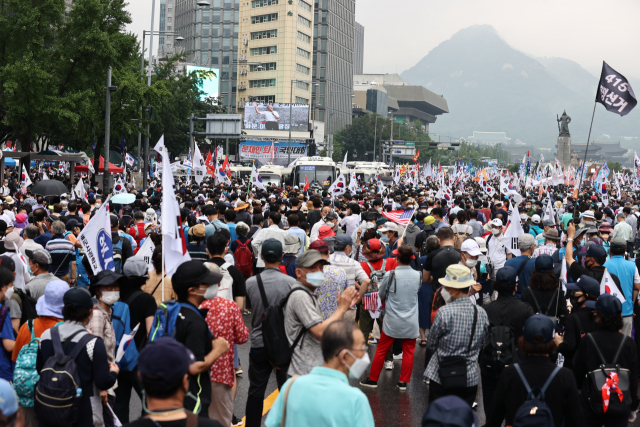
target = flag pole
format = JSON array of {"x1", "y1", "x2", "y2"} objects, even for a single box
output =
[{"x1": 574, "y1": 101, "x2": 597, "y2": 215}]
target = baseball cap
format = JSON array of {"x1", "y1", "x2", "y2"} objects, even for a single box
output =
[
  {"x1": 325, "y1": 212, "x2": 339, "y2": 221},
  {"x1": 543, "y1": 219, "x2": 555, "y2": 227},
  {"x1": 391, "y1": 248, "x2": 415, "y2": 259},
  {"x1": 523, "y1": 314, "x2": 555, "y2": 344},
  {"x1": 123, "y1": 257, "x2": 149, "y2": 278},
  {"x1": 566, "y1": 274, "x2": 600, "y2": 301},
  {"x1": 335, "y1": 234, "x2": 353, "y2": 247},
  {"x1": 586, "y1": 244, "x2": 607, "y2": 259},
  {"x1": 296, "y1": 249, "x2": 329, "y2": 268},
  {"x1": 534, "y1": 255, "x2": 554, "y2": 273},
  {"x1": 138, "y1": 337, "x2": 196, "y2": 388},
  {"x1": 495, "y1": 266, "x2": 518, "y2": 288},
  {"x1": 491, "y1": 218, "x2": 503, "y2": 227},
  {"x1": 379, "y1": 222, "x2": 399, "y2": 232},
  {"x1": 422, "y1": 395, "x2": 477, "y2": 427},
  {"x1": 261, "y1": 238, "x2": 283, "y2": 262},
  {"x1": 63, "y1": 287, "x2": 93, "y2": 310},
  {"x1": 474, "y1": 237, "x2": 487, "y2": 253},
  {"x1": 26, "y1": 248, "x2": 52, "y2": 265},
  {"x1": 460, "y1": 239, "x2": 482, "y2": 256},
  {"x1": 365, "y1": 239, "x2": 383, "y2": 252},
  {"x1": 175, "y1": 260, "x2": 223, "y2": 285},
  {"x1": 0, "y1": 379, "x2": 18, "y2": 417},
  {"x1": 308, "y1": 240, "x2": 329, "y2": 252},
  {"x1": 596, "y1": 293, "x2": 622, "y2": 315},
  {"x1": 531, "y1": 214, "x2": 541, "y2": 224}
]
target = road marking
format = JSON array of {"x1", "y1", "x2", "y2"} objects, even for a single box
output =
[{"x1": 240, "y1": 389, "x2": 279, "y2": 426}]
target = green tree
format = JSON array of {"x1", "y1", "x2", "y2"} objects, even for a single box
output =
[{"x1": 608, "y1": 162, "x2": 623, "y2": 172}]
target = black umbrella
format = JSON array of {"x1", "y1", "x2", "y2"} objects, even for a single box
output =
[{"x1": 31, "y1": 180, "x2": 68, "y2": 196}]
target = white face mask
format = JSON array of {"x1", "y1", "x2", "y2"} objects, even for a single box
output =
[
  {"x1": 420, "y1": 209, "x2": 427, "y2": 214},
  {"x1": 304, "y1": 271, "x2": 324, "y2": 288},
  {"x1": 346, "y1": 351, "x2": 371, "y2": 379},
  {"x1": 376, "y1": 207, "x2": 382, "y2": 213},
  {"x1": 100, "y1": 291, "x2": 120, "y2": 306},
  {"x1": 325, "y1": 222, "x2": 335, "y2": 228},
  {"x1": 465, "y1": 258, "x2": 478, "y2": 269},
  {"x1": 3, "y1": 286, "x2": 14, "y2": 301},
  {"x1": 441, "y1": 287, "x2": 452, "y2": 303},
  {"x1": 204, "y1": 284, "x2": 219, "y2": 300},
  {"x1": 491, "y1": 228, "x2": 500, "y2": 235}
]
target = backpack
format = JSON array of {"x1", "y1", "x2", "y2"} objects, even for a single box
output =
[
  {"x1": 111, "y1": 300, "x2": 140, "y2": 371},
  {"x1": 256, "y1": 274, "x2": 308, "y2": 369},
  {"x1": 526, "y1": 287, "x2": 560, "y2": 330},
  {"x1": 216, "y1": 262, "x2": 234, "y2": 301},
  {"x1": 452, "y1": 224, "x2": 472, "y2": 250},
  {"x1": 14, "y1": 288, "x2": 37, "y2": 327},
  {"x1": 14, "y1": 320, "x2": 40, "y2": 408},
  {"x1": 481, "y1": 319, "x2": 516, "y2": 375},
  {"x1": 149, "y1": 301, "x2": 201, "y2": 342},
  {"x1": 233, "y1": 239, "x2": 253, "y2": 278},
  {"x1": 365, "y1": 259, "x2": 387, "y2": 294},
  {"x1": 583, "y1": 333, "x2": 632, "y2": 417},
  {"x1": 112, "y1": 236, "x2": 124, "y2": 274},
  {"x1": 512, "y1": 363, "x2": 562, "y2": 427},
  {"x1": 34, "y1": 327, "x2": 94, "y2": 426}
]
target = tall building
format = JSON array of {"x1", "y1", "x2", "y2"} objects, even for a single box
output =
[
  {"x1": 174, "y1": 0, "x2": 241, "y2": 110},
  {"x1": 353, "y1": 22, "x2": 364, "y2": 75},
  {"x1": 312, "y1": 0, "x2": 356, "y2": 134},
  {"x1": 235, "y1": 0, "x2": 315, "y2": 108}
]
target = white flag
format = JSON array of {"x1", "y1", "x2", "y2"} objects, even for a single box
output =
[
  {"x1": 502, "y1": 201, "x2": 524, "y2": 257},
  {"x1": 214, "y1": 156, "x2": 231, "y2": 186},
  {"x1": 559, "y1": 257, "x2": 567, "y2": 293},
  {"x1": 192, "y1": 143, "x2": 206, "y2": 185},
  {"x1": 250, "y1": 163, "x2": 265, "y2": 190},
  {"x1": 77, "y1": 197, "x2": 115, "y2": 274},
  {"x1": 328, "y1": 173, "x2": 347, "y2": 196},
  {"x1": 342, "y1": 152, "x2": 348, "y2": 169},
  {"x1": 114, "y1": 177, "x2": 126, "y2": 194},
  {"x1": 42, "y1": 172, "x2": 49, "y2": 180},
  {"x1": 161, "y1": 148, "x2": 191, "y2": 279},
  {"x1": 544, "y1": 197, "x2": 555, "y2": 222},
  {"x1": 137, "y1": 238, "x2": 156, "y2": 272},
  {"x1": 21, "y1": 164, "x2": 32, "y2": 188},
  {"x1": 115, "y1": 324, "x2": 139, "y2": 363},
  {"x1": 600, "y1": 269, "x2": 626, "y2": 304},
  {"x1": 75, "y1": 178, "x2": 87, "y2": 202},
  {"x1": 348, "y1": 170, "x2": 357, "y2": 194},
  {"x1": 153, "y1": 135, "x2": 165, "y2": 155}
]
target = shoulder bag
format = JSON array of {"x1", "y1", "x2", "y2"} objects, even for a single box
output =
[{"x1": 437, "y1": 305, "x2": 478, "y2": 390}]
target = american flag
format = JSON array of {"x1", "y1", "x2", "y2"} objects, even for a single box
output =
[
  {"x1": 363, "y1": 292, "x2": 381, "y2": 312},
  {"x1": 382, "y1": 209, "x2": 415, "y2": 227}
]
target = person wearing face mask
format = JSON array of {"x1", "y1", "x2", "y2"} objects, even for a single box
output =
[
  {"x1": 265, "y1": 320, "x2": 374, "y2": 427},
  {"x1": 0, "y1": 267, "x2": 15, "y2": 384},
  {"x1": 89, "y1": 270, "x2": 123, "y2": 412},
  {"x1": 424, "y1": 264, "x2": 490, "y2": 405},
  {"x1": 458, "y1": 240, "x2": 484, "y2": 303},
  {"x1": 199, "y1": 263, "x2": 249, "y2": 426},
  {"x1": 37, "y1": 287, "x2": 120, "y2": 427},
  {"x1": 485, "y1": 218, "x2": 513, "y2": 281},
  {"x1": 171, "y1": 260, "x2": 231, "y2": 417},
  {"x1": 378, "y1": 222, "x2": 399, "y2": 259},
  {"x1": 284, "y1": 249, "x2": 359, "y2": 377},
  {"x1": 309, "y1": 208, "x2": 335, "y2": 242},
  {"x1": 565, "y1": 223, "x2": 620, "y2": 286}
]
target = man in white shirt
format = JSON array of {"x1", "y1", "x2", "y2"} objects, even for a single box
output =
[
  {"x1": 252, "y1": 211, "x2": 302, "y2": 268},
  {"x1": 253, "y1": 103, "x2": 280, "y2": 131},
  {"x1": 0, "y1": 179, "x2": 9, "y2": 196},
  {"x1": 310, "y1": 208, "x2": 335, "y2": 242},
  {"x1": 340, "y1": 203, "x2": 362, "y2": 238},
  {"x1": 485, "y1": 218, "x2": 513, "y2": 280},
  {"x1": 20, "y1": 225, "x2": 44, "y2": 257}
]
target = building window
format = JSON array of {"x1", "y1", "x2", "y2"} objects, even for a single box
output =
[
  {"x1": 296, "y1": 47, "x2": 310, "y2": 59},
  {"x1": 249, "y1": 79, "x2": 276, "y2": 88},
  {"x1": 168, "y1": 17, "x2": 172, "y2": 22},
  {"x1": 297, "y1": 15, "x2": 311, "y2": 27},
  {"x1": 296, "y1": 81, "x2": 309, "y2": 90},
  {"x1": 167, "y1": 25, "x2": 172, "y2": 30},
  {"x1": 296, "y1": 63, "x2": 310, "y2": 74},
  {"x1": 250, "y1": 95, "x2": 276, "y2": 103},
  {"x1": 298, "y1": 0, "x2": 312, "y2": 12},
  {"x1": 295, "y1": 96, "x2": 309, "y2": 104},
  {"x1": 252, "y1": 13, "x2": 278, "y2": 24},
  {"x1": 251, "y1": 46, "x2": 277, "y2": 56},
  {"x1": 297, "y1": 31, "x2": 310, "y2": 43},
  {"x1": 252, "y1": 0, "x2": 278, "y2": 7},
  {"x1": 251, "y1": 29, "x2": 277, "y2": 39},
  {"x1": 167, "y1": 44, "x2": 172, "y2": 48},
  {"x1": 250, "y1": 62, "x2": 277, "y2": 71},
  {"x1": 168, "y1": 7, "x2": 172, "y2": 12}
]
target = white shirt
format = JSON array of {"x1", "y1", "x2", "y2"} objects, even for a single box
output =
[
  {"x1": 260, "y1": 110, "x2": 279, "y2": 122},
  {"x1": 251, "y1": 224, "x2": 299, "y2": 268},
  {"x1": 340, "y1": 214, "x2": 361, "y2": 237},
  {"x1": 310, "y1": 219, "x2": 330, "y2": 242},
  {"x1": 0, "y1": 186, "x2": 8, "y2": 196},
  {"x1": 486, "y1": 233, "x2": 512, "y2": 275},
  {"x1": 20, "y1": 239, "x2": 44, "y2": 258}
]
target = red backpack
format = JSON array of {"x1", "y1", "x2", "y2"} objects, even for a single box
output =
[{"x1": 234, "y1": 239, "x2": 253, "y2": 278}]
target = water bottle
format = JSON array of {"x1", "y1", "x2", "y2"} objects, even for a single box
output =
[{"x1": 75, "y1": 388, "x2": 82, "y2": 398}]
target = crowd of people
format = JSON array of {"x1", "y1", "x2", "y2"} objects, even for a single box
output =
[{"x1": 0, "y1": 167, "x2": 638, "y2": 427}]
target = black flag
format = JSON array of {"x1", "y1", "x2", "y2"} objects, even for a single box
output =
[{"x1": 596, "y1": 61, "x2": 637, "y2": 116}]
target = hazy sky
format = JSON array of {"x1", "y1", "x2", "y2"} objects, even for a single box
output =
[{"x1": 125, "y1": 0, "x2": 640, "y2": 78}]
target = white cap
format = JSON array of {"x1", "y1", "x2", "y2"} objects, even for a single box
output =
[
  {"x1": 379, "y1": 222, "x2": 399, "y2": 232},
  {"x1": 460, "y1": 239, "x2": 482, "y2": 256},
  {"x1": 531, "y1": 214, "x2": 541, "y2": 224},
  {"x1": 294, "y1": 186, "x2": 299, "y2": 189},
  {"x1": 491, "y1": 218, "x2": 503, "y2": 227},
  {"x1": 60, "y1": 193, "x2": 68, "y2": 198},
  {"x1": 474, "y1": 237, "x2": 488, "y2": 253}
]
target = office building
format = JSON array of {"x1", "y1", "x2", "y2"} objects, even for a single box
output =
[
  {"x1": 312, "y1": 0, "x2": 356, "y2": 134},
  {"x1": 235, "y1": 0, "x2": 315, "y2": 107},
  {"x1": 353, "y1": 21, "x2": 364, "y2": 75},
  {"x1": 174, "y1": 0, "x2": 241, "y2": 110}
]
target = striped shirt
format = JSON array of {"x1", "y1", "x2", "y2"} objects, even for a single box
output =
[
  {"x1": 45, "y1": 235, "x2": 75, "y2": 277},
  {"x1": 328, "y1": 251, "x2": 368, "y2": 288},
  {"x1": 533, "y1": 243, "x2": 557, "y2": 258}
]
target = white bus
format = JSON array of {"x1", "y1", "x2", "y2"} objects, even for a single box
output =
[
  {"x1": 257, "y1": 165, "x2": 290, "y2": 187},
  {"x1": 289, "y1": 156, "x2": 338, "y2": 189}
]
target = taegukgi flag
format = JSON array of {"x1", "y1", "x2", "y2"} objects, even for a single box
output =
[{"x1": 77, "y1": 198, "x2": 115, "y2": 274}]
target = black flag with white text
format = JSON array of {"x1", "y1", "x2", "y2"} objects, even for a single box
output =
[{"x1": 596, "y1": 61, "x2": 637, "y2": 116}]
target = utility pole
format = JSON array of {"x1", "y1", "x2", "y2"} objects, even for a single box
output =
[
  {"x1": 373, "y1": 114, "x2": 378, "y2": 162},
  {"x1": 142, "y1": 0, "x2": 156, "y2": 189},
  {"x1": 103, "y1": 66, "x2": 113, "y2": 192}
]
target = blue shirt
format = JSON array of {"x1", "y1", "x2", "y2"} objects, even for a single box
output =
[
  {"x1": 204, "y1": 219, "x2": 230, "y2": 239},
  {"x1": 265, "y1": 366, "x2": 374, "y2": 427},
  {"x1": 34, "y1": 230, "x2": 53, "y2": 247},
  {"x1": 504, "y1": 255, "x2": 536, "y2": 298},
  {"x1": 287, "y1": 227, "x2": 307, "y2": 256},
  {"x1": 604, "y1": 255, "x2": 638, "y2": 316},
  {"x1": 0, "y1": 304, "x2": 14, "y2": 381},
  {"x1": 227, "y1": 223, "x2": 238, "y2": 243}
]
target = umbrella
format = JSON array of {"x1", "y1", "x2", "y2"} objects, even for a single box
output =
[
  {"x1": 31, "y1": 180, "x2": 68, "y2": 197},
  {"x1": 111, "y1": 193, "x2": 136, "y2": 204}
]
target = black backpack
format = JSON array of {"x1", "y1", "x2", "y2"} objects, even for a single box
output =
[
  {"x1": 35, "y1": 327, "x2": 94, "y2": 426},
  {"x1": 15, "y1": 288, "x2": 37, "y2": 327},
  {"x1": 256, "y1": 274, "x2": 308, "y2": 369},
  {"x1": 481, "y1": 322, "x2": 516, "y2": 375},
  {"x1": 583, "y1": 333, "x2": 632, "y2": 417},
  {"x1": 512, "y1": 363, "x2": 562, "y2": 427}
]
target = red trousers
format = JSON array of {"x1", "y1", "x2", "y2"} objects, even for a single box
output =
[{"x1": 368, "y1": 331, "x2": 416, "y2": 383}]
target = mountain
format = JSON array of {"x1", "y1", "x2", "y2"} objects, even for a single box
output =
[{"x1": 401, "y1": 25, "x2": 640, "y2": 147}]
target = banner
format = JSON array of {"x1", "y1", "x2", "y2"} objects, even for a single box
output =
[
  {"x1": 77, "y1": 199, "x2": 114, "y2": 274},
  {"x1": 243, "y1": 102, "x2": 309, "y2": 131},
  {"x1": 596, "y1": 61, "x2": 637, "y2": 116},
  {"x1": 239, "y1": 141, "x2": 307, "y2": 167}
]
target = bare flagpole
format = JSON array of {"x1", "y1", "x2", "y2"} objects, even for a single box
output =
[{"x1": 573, "y1": 101, "x2": 597, "y2": 222}]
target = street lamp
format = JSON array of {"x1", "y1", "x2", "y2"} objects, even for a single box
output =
[{"x1": 196, "y1": 1, "x2": 211, "y2": 5}]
